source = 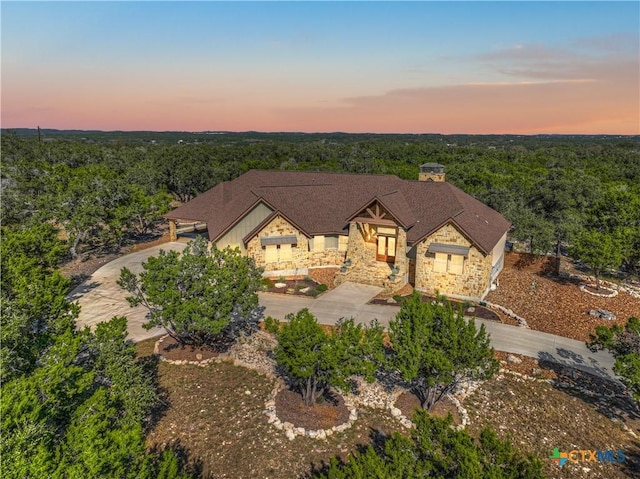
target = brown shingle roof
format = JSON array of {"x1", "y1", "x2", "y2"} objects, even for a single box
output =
[{"x1": 165, "y1": 170, "x2": 510, "y2": 254}]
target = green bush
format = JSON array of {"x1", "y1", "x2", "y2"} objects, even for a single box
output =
[
  {"x1": 308, "y1": 289, "x2": 320, "y2": 297},
  {"x1": 316, "y1": 284, "x2": 328, "y2": 292}
]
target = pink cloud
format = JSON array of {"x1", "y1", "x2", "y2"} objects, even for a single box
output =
[{"x1": 273, "y1": 78, "x2": 639, "y2": 134}]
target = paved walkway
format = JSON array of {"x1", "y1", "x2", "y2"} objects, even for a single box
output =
[{"x1": 72, "y1": 243, "x2": 617, "y2": 380}]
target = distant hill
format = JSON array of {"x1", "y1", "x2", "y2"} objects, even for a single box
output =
[{"x1": 2, "y1": 128, "x2": 638, "y2": 146}]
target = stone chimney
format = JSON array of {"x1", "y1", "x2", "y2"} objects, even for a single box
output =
[{"x1": 419, "y1": 163, "x2": 445, "y2": 182}]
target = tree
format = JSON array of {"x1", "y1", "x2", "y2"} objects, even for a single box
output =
[
  {"x1": 316, "y1": 411, "x2": 545, "y2": 478},
  {"x1": 118, "y1": 236, "x2": 264, "y2": 346},
  {"x1": 389, "y1": 293, "x2": 498, "y2": 411},
  {"x1": 265, "y1": 309, "x2": 384, "y2": 406},
  {"x1": 0, "y1": 224, "x2": 77, "y2": 383},
  {"x1": 587, "y1": 317, "x2": 640, "y2": 401},
  {"x1": 571, "y1": 229, "x2": 624, "y2": 289},
  {"x1": 0, "y1": 318, "x2": 193, "y2": 479},
  {"x1": 585, "y1": 184, "x2": 640, "y2": 278},
  {"x1": 505, "y1": 203, "x2": 555, "y2": 255},
  {"x1": 115, "y1": 185, "x2": 172, "y2": 237}
]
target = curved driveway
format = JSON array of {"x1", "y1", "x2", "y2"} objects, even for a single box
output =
[{"x1": 72, "y1": 242, "x2": 616, "y2": 380}]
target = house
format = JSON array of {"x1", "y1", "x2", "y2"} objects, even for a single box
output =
[{"x1": 165, "y1": 164, "x2": 510, "y2": 301}]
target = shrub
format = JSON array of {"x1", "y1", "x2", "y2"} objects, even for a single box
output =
[
  {"x1": 260, "y1": 277, "x2": 274, "y2": 289},
  {"x1": 316, "y1": 284, "x2": 328, "y2": 292}
]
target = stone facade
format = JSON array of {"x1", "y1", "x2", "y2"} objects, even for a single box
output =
[
  {"x1": 245, "y1": 216, "x2": 494, "y2": 297},
  {"x1": 245, "y1": 215, "x2": 345, "y2": 272},
  {"x1": 337, "y1": 222, "x2": 406, "y2": 290},
  {"x1": 418, "y1": 172, "x2": 446, "y2": 182},
  {"x1": 414, "y1": 223, "x2": 493, "y2": 301},
  {"x1": 394, "y1": 228, "x2": 408, "y2": 280}
]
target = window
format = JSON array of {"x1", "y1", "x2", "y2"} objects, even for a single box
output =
[
  {"x1": 387, "y1": 236, "x2": 397, "y2": 258},
  {"x1": 449, "y1": 254, "x2": 464, "y2": 274},
  {"x1": 312, "y1": 235, "x2": 325, "y2": 252},
  {"x1": 325, "y1": 235, "x2": 339, "y2": 249},
  {"x1": 279, "y1": 243, "x2": 293, "y2": 261},
  {"x1": 265, "y1": 244, "x2": 293, "y2": 263},
  {"x1": 433, "y1": 253, "x2": 464, "y2": 274},
  {"x1": 377, "y1": 226, "x2": 396, "y2": 236},
  {"x1": 338, "y1": 235, "x2": 349, "y2": 252},
  {"x1": 433, "y1": 252, "x2": 448, "y2": 273},
  {"x1": 265, "y1": 244, "x2": 278, "y2": 263}
]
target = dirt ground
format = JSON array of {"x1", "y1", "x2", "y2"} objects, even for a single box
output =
[
  {"x1": 136, "y1": 337, "x2": 639, "y2": 479},
  {"x1": 138, "y1": 343, "x2": 405, "y2": 479},
  {"x1": 486, "y1": 253, "x2": 640, "y2": 342},
  {"x1": 465, "y1": 372, "x2": 639, "y2": 479}
]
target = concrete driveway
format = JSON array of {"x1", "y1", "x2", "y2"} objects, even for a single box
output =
[
  {"x1": 72, "y1": 245, "x2": 616, "y2": 380},
  {"x1": 70, "y1": 242, "x2": 188, "y2": 342},
  {"x1": 259, "y1": 288, "x2": 616, "y2": 380}
]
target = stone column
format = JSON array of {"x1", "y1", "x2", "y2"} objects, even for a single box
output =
[
  {"x1": 347, "y1": 222, "x2": 368, "y2": 266},
  {"x1": 169, "y1": 219, "x2": 177, "y2": 242},
  {"x1": 394, "y1": 228, "x2": 408, "y2": 279}
]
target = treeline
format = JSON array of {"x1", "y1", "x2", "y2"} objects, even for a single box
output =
[{"x1": 2, "y1": 131, "x2": 639, "y2": 276}]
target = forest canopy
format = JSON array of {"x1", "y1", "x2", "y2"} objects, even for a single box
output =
[{"x1": 2, "y1": 130, "x2": 639, "y2": 276}]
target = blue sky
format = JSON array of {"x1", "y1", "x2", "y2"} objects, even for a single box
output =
[{"x1": 2, "y1": 1, "x2": 638, "y2": 133}]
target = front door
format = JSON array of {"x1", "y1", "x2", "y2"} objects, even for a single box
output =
[{"x1": 376, "y1": 235, "x2": 396, "y2": 263}]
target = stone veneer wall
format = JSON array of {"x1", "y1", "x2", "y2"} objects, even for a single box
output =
[
  {"x1": 246, "y1": 215, "x2": 344, "y2": 272},
  {"x1": 414, "y1": 223, "x2": 492, "y2": 301},
  {"x1": 338, "y1": 222, "x2": 408, "y2": 289},
  {"x1": 394, "y1": 228, "x2": 408, "y2": 279}
]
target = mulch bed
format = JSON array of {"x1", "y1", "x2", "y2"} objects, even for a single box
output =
[
  {"x1": 156, "y1": 335, "x2": 219, "y2": 362},
  {"x1": 265, "y1": 278, "x2": 323, "y2": 297},
  {"x1": 369, "y1": 295, "x2": 501, "y2": 322},
  {"x1": 486, "y1": 252, "x2": 640, "y2": 341},
  {"x1": 308, "y1": 267, "x2": 339, "y2": 289},
  {"x1": 394, "y1": 391, "x2": 461, "y2": 425},
  {"x1": 275, "y1": 387, "x2": 350, "y2": 430}
]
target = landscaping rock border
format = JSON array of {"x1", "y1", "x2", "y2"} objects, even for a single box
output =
[
  {"x1": 483, "y1": 301, "x2": 529, "y2": 328},
  {"x1": 569, "y1": 273, "x2": 640, "y2": 299},
  {"x1": 579, "y1": 283, "x2": 618, "y2": 298},
  {"x1": 153, "y1": 335, "x2": 221, "y2": 366},
  {"x1": 264, "y1": 380, "x2": 359, "y2": 441},
  {"x1": 153, "y1": 331, "x2": 476, "y2": 438}
]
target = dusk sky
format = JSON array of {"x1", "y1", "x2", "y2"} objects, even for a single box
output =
[{"x1": 2, "y1": 1, "x2": 639, "y2": 134}]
